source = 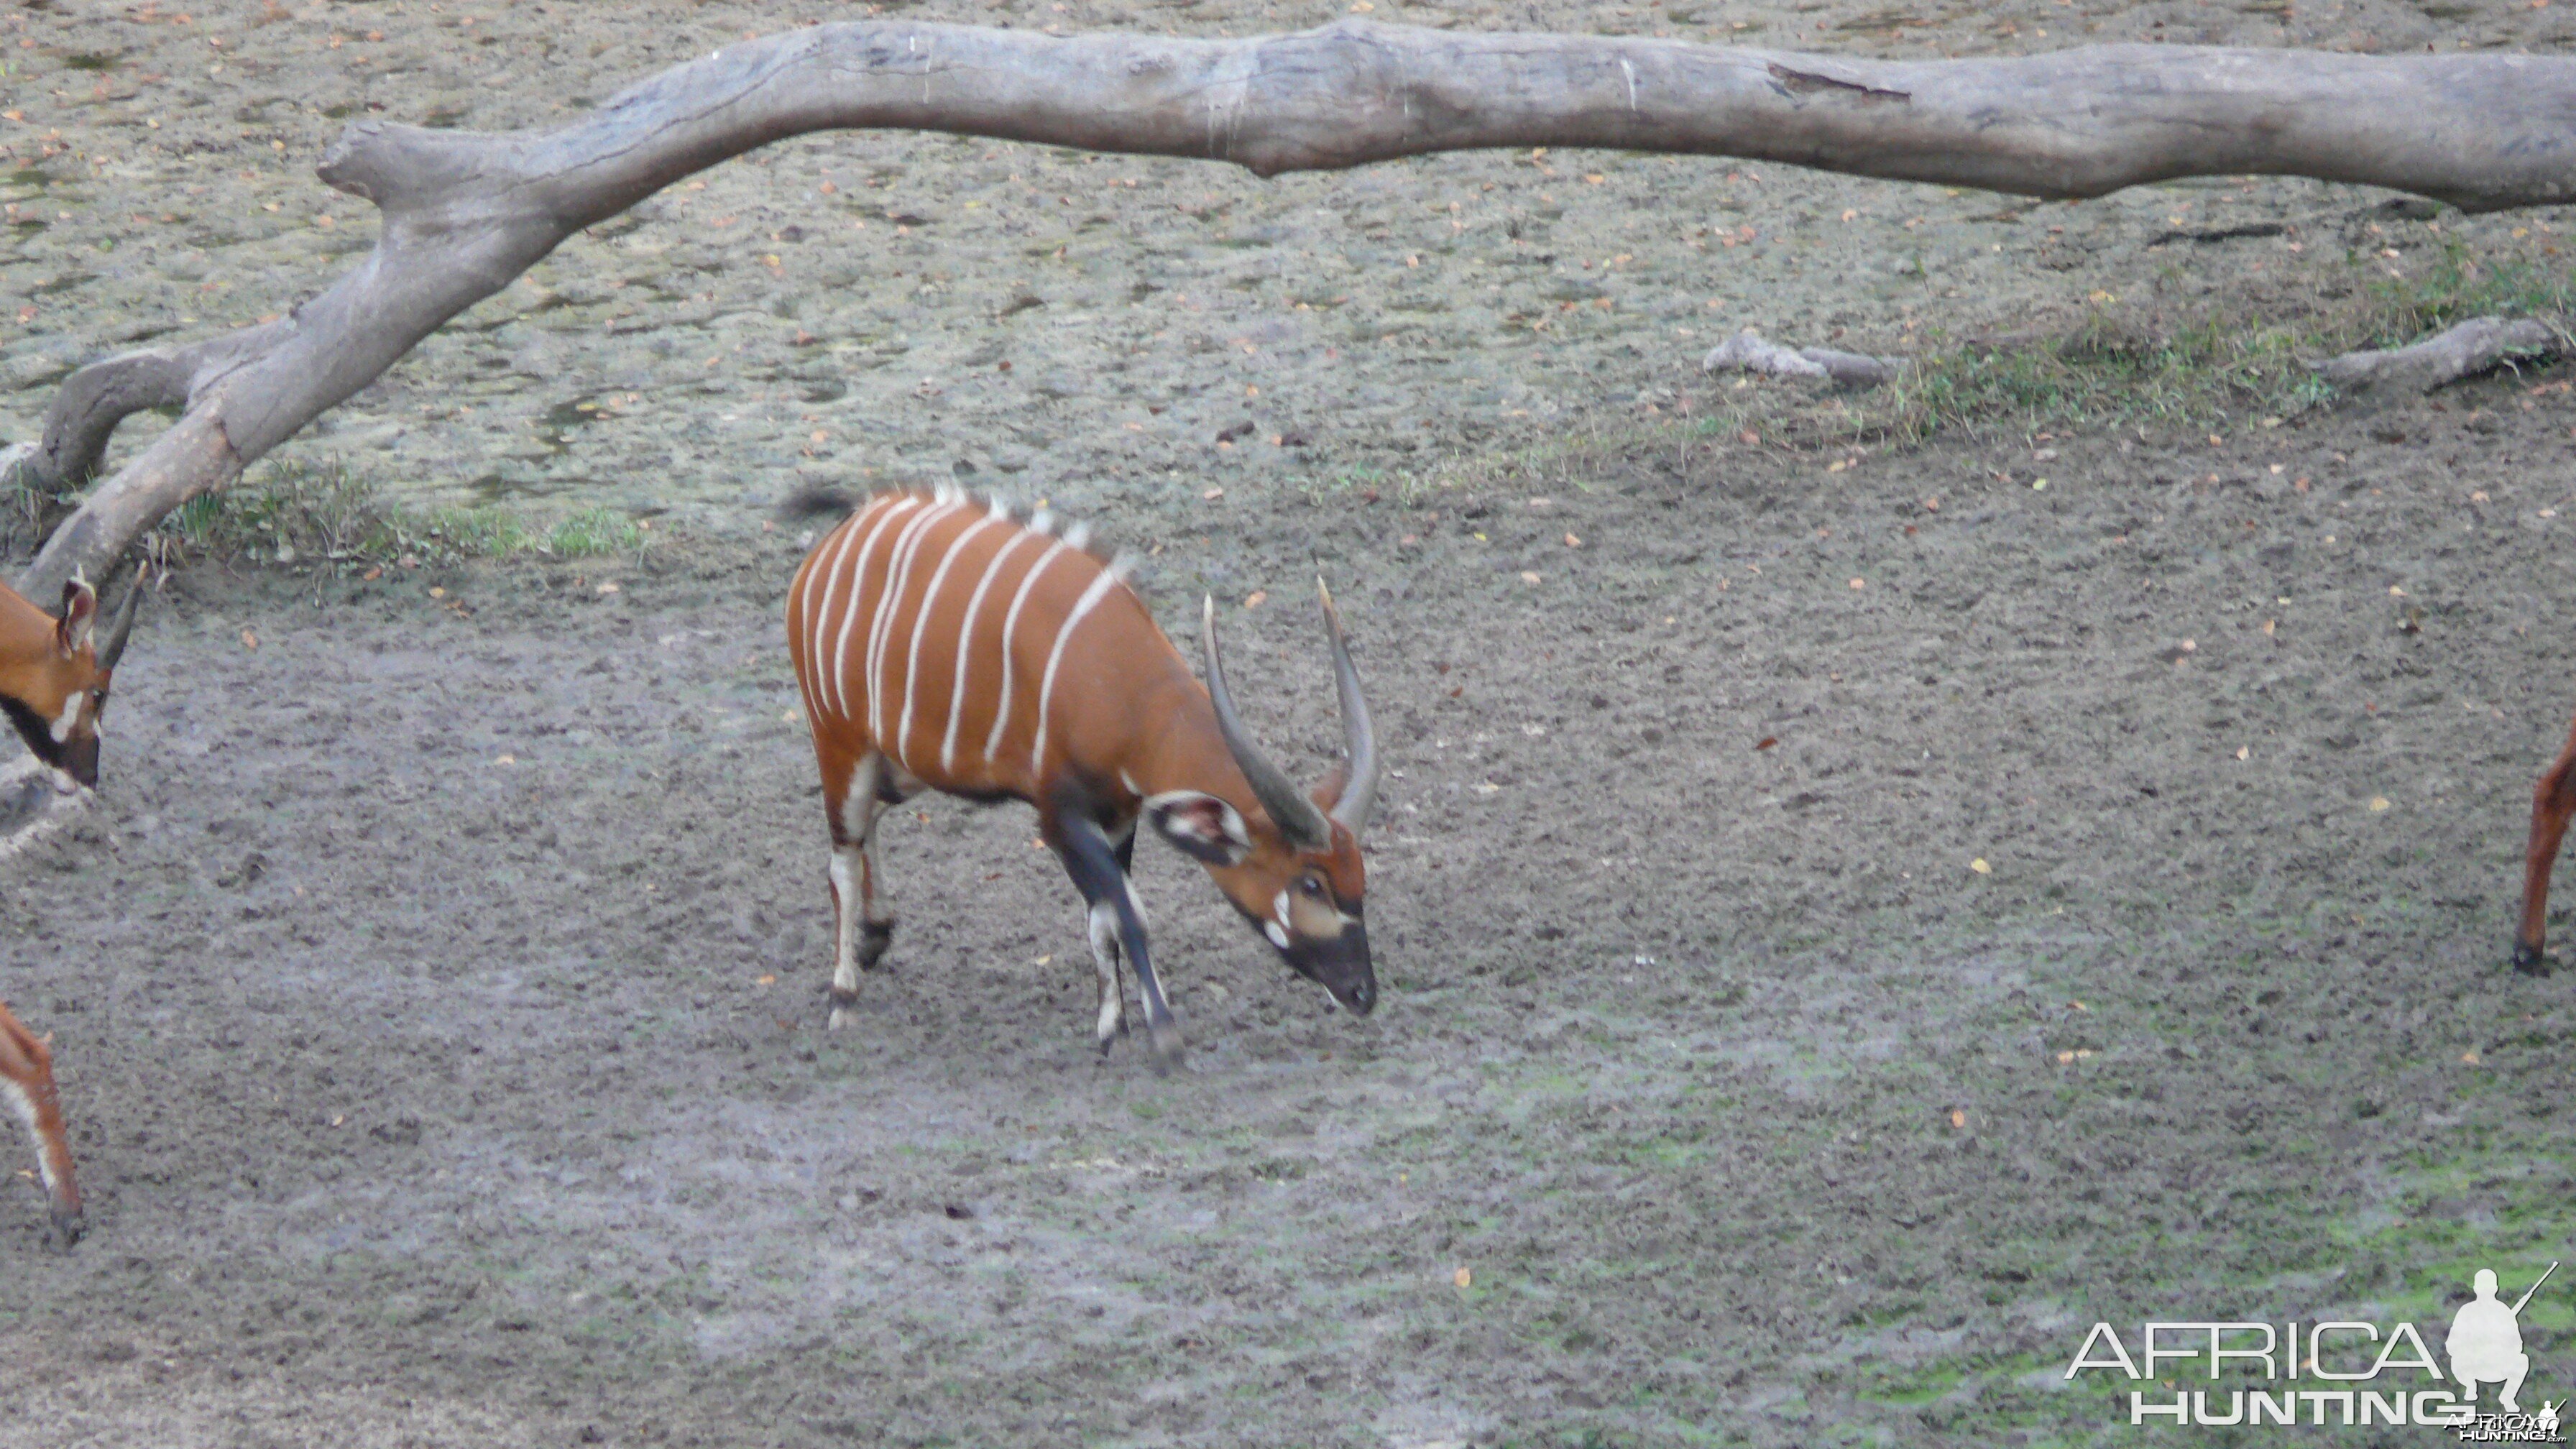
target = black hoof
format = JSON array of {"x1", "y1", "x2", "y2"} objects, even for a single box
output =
[
  {"x1": 2514, "y1": 942, "x2": 2552, "y2": 978},
  {"x1": 857, "y1": 921, "x2": 895, "y2": 971},
  {"x1": 1144, "y1": 1018, "x2": 1186, "y2": 1075},
  {"x1": 826, "y1": 987, "x2": 861, "y2": 1029},
  {"x1": 50, "y1": 1209, "x2": 83, "y2": 1250}
]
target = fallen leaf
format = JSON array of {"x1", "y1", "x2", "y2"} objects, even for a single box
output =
[
  {"x1": 1970, "y1": 858, "x2": 1992, "y2": 875},
  {"x1": 2056, "y1": 1050, "x2": 2074, "y2": 1064},
  {"x1": 1519, "y1": 571, "x2": 1542, "y2": 585},
  {"x1": 2368, "y1": 796, "x2": 2391, "y2": 812},
  {"x1": 1564, "y1": 533, "x2": 1582, "y2": 548},
  {"x1": 1202, "y1": 487, "x2": 1224, "y2": 501},
  {"x1": 240, "y1": 629, "x2": 258, "y2": 648},
  {"x1": 1243, "y1": 590, "x2": 1267, "y2": 608},
  {"x1": 1454, "y1": 1267, "x2": 1472, "y2": 1289},
  {"x1": 428, "y1": 586, "x2": 446, "y2": 599},
  {"x1": 2462, "y1": 1049, "x2": 2481, "y2": 1064},
  {"x1": 755, "y1": 974, "x2": 777, "y2": 986},
  {"x1": 596, "y1": 581, "x2": 620, "y2": 595},
  {"x1": 1754, "y1": 737, "x2": 1778, "y2": 751},
  {"x1": 494, "y1": 754, "x2": 516, "y2": 766},
  {"x1": 2235, "y1": 746, "x2": 2250, "y2": 760},
  {"x1": 1848, "y1": 577, "x2": 1866, "y2": 590},
  {"x1": 1949, "y1": 1108, "x2": 1967, "y2": 1129}
]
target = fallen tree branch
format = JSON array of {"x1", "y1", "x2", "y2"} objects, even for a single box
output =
[
  {"x1": 2312, "y1": 316, "x2": 2562, "y2": 394},
  {"x1": 24, "y1": 21, "x2": 2576, "y2": 604},
  {"x1": 1702, "y1": 329, "x2": 1908, "y2": 389}
]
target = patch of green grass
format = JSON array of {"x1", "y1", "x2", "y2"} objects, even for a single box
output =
[
  {"x1": 1858, "y1": 242, "x2": 2573, "y2": 446},
  {"x1": 1417, "y1": 242, "x2": 2576, "y2": 497},
  {"x1": 148, "y1": 459, "x2": 645, "y2": 571},
  {"x1": 544, "y1": 505, "x2": 645, "y2": 558}
]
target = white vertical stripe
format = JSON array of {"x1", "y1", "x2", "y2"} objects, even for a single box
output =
[
  {"x1": 810, "y1": 497, "x2": 899, "y2": 721},
  {"x1": 866, "y1": 500, "x2": 960, "y2": 744},
  {"x1": 942, "y1": 530, "x2": 1039, "y2": 775},
  {"x1": 790, "y1": 521, "x2": 855, "y2": 730},
  {"x1": 801, "y1": 505, "x2": 871, "y2": 717},
  {"x1": 895, "y1": 513, "x2": 1006, "y2": 771},
  {"x1": 1030, "y1": 567, "x2": 1123, "y2": 780},
  {"x1": 983, "y1": 539, "x2": 1073, "y2": 764},
  {"x1": 832, "y1": 496, "x2": 923, "y2": 723}
]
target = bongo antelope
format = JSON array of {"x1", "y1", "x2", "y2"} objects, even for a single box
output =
[
  {"x1": 2520, "y1": 708, "x2": 2576, "y2": 973},
  {"x1": 784, "y1": 487, "x2": 1381, "y2": 1067},
  {"x1": 0, "y1": 571, "x2": 140, "y2": 1243}
]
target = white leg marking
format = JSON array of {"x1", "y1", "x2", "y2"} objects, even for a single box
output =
[
  {"x1": 867, "y1": 500, "x2": 960, "y2": 749},
  {"x1": 982, "y1": 540, "x2": 1073, "y2": 765},
  {"x1": 0, "y1": 1077, "x2": 57, "y2": 1200},
  {"x1": 1029, "y1": 567, "x2": 1124, "y2": 779},
  {"x1": 832, "y1": 497, "x2": 923, "y2": 723},
  {"x1": 804, "y1": 502, "x2": 881, "y2": 722},
  {"x1": 827, "y1": 845, "x2": 872, "y2": 1029},
  {"x1": 840, "y1": 753, "x2": 886, "y2": 845},
  {"x1": 1087, "y1": 899, "x2": 1124, "y2": 1044}
]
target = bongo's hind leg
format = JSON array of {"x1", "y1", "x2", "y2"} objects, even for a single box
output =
[
  {"x1": 827, "y1": 753, "x2": 898, "y2": 1029},
  {"x1": 0, "y1": 1003, "x2": 80, "y2": 1244},
  {"x1": 2518, "y1": 712, "x2": 2576, "y2": 974}
]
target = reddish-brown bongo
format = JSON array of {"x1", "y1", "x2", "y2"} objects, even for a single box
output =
[
  {"x1": 783, "y1": 487, "x2": 1381, "y2": 1067},
  {"x1": 0, "y1": 570, "x2": 139, "y2": 1243}
]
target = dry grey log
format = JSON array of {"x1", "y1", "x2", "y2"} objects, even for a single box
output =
[
  {"x1": 2313, "y1": 316, "x2": 2562, "y2": 394},
  {"x1": 1701, "y1": 329, "x2": 1908, "y2": 388},
  {"x1": 26, "y1": 20, "x2": 2576, "y2": 607}
]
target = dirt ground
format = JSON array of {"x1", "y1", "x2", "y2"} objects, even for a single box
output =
[
  {"x1": 0, "y1": 380, "x2": 2570, "y2": 1446},
  {"x1": 9, "y1": 1, "x2": 2576, "y2": 1448}
]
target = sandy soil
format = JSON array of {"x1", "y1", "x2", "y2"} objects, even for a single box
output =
[
  {"x1": 6, "y1": 1, "x2": 2576, "y2": 1448},
  {"x1": 0, "y1": 380, "x2": 2570, "y2": 1445},
  {"x1": 5, "y1": 0, "x2": 2575, "y2": 525}
]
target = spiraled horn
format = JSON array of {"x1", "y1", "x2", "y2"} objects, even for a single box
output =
[
  {"x1": 1200, "y1": 594, "x2": 1332, "y2": 850},
  {"x1": 1315, "y1": 578, "x2": 1379, "y2": 834},
  {"x1": 96, "y1": 574, "x2": 143, "y2": 671}
]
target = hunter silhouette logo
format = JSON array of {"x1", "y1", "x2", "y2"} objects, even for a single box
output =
[
  {"x1": 2063, "y1": 1260, "x2": 2564, "y2": 1435},
  {"x1": 2451, "y1": 1264, "x2": 2552, "y2": 1413}
]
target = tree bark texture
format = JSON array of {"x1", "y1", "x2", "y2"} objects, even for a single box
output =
[
  {"x1": 19, "y1": 19, "x2": 2576, "y2": 603},
  {"x1": 1701, "y1": 329, "x2": 1909, "y2": 388},
  {"x1": 2312, "y1": 316, "x2": 2564, "y2": 394}
]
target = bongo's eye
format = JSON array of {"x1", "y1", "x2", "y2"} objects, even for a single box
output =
[{"x1": 1298, "y1": 875, "x2": 1326, "y2": 898}]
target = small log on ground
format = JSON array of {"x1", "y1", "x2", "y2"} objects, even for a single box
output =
[
  {"x1": 1702, "y1": 330, "x2": 1909, "y2": 388},
  {"x1": 2313, "y1": 316, "x2": 2562, "y2": 394}
]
